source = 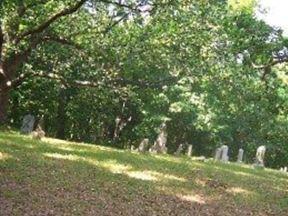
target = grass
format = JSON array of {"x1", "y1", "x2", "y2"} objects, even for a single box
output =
[{"x1": 0, "y1": 131, "x2": 287, "y2": 215}]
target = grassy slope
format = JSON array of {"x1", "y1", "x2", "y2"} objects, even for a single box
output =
[{"x1": 0, "y1": 131, "x2": 287, "y2": 216}]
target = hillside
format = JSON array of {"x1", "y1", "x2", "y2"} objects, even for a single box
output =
[{"x1": 0, "y1": 131, "x2": 287, "y2": 216}]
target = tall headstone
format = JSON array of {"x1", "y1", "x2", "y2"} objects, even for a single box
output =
[
  {"x1": 187, "y1": 145, "x2": 193, "y2": 157},
  {"x1": 149, "y1": 122, "x2": 168, "y2": 154},
  {"x1": 254, "y1": 145, "x2": 266, "y2": 168},
  {"x1": 174, "y1": 144, "x2": 184, "y2": 156},
  {"x1": 138, "y1": 138, "x2": 149, "y2": 153},
  {"x1": 214, "y1": 147, "x2": 221, "y2": 160},
  {"x1": 237, "y1": 148, "x2": 244, "y2": 163},
  {"x1": 220, "y1": 145, "x2": 229, "y2": 162},
  {"x1": 20, "y1": 114, "x2": 35, "y2": 134}
]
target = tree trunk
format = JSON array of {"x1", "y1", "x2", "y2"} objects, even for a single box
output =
[
  {"x1": 0, "y1": 88, "x2": 9, "y2": 124},
  {"x1": 0, "y1": 61, "x2": 14, "y2": 125},
  {"x1": 56, "y1": 87, "x2": 67, "y2": 139}
]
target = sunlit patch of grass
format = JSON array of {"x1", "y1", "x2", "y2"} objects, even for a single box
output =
[
  {"x1": 44, "y1": 137, "x2": 120, "y2": 153},
  {"x1": 226, "y1": 187, "x2": 255, "y2": 195},
  {"x1": 43, "y1": 152, "x2": 186, "y2": 182},
  {"x1": 177, "y1": 194, "x2": 206, "y2": 204},
  {"x1": 100, "y1": 160, "x2": 132, "y2": 174},
  {"x1": 152, "y1": 154, "x2": 183, "y2": 163},
  {"x1": 0, "y1": 151, "x2": 12, "y2": 161},
  {"x1": 54, "y1": 146, "x2": 78, "y2": 152},
  {"x1": 126, "y1": 171, "x2": 158, "y2": 181},
  {"x1": 43, "y1": 153, "x2": 82, "y2": 161},
  {"x1": 232, "y1": 170, "x2": 254, "y2": 177},
  {"x1": 126, "y1": 170, "x2": 186, "y2": 182}
]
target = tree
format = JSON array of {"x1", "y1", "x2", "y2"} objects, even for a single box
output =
[{"x1": 0, "y1": 0, "x2": 158, "y2": 123}]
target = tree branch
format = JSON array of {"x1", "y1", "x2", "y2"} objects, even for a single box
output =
[
  {"x1": 252, "y1": 58, "x2": 288, "y2": 70},
  {"x1": 42, "y1": 35, "x2": 82, "y2": 49},
  {"x1": 252, "y1": 55, "x2": 288, "y2": 81},
  {"x1": 7, "y1": 70, "x2": 177, "y2": 91},
  {"x1": 15, "y1": 0, "x2": 87, "y2": 43},
  {"x1": 104, "y1": 13, "x2": 130, "y2": 34},
  {"x1": 4, "y1": 37, "x2": 41, "y2": 78}
]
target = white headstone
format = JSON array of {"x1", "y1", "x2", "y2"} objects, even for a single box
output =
[
  {"x1": 214, "y1": 147, "x2": 221, "y2": 160},
  {"x1": 138, "y1": 138, "x2": 149, "y2": 153},
  {"x1": 254, "y1": 145, "x2": 266, "y2": 168},
  {"x1": 20, "y1": 114, "x2": 35, "y2": 134},
  {"x1": 237, "y1": 148, "x2": 244, "y2": 163},
  {"x1": 187, "y1": 145, "x2": 193, "y2": 157},
  {"x1": 284, "y1": 167, "x2": 287, "y2": 172},
  {"x1": 220, "y1": 145, "x2": 229, "y2": 162},
  {"x1": 149, "y1": 122, "x2": 168, "y2": 154}
]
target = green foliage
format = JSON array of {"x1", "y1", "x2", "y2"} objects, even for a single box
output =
[{"x1": 2, "y1": 0, "x2": 288, "y2": 168}]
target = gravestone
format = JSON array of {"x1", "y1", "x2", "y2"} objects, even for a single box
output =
[
  {"x1": 131, "y1": 145, "x2": 136, "y2": 151},
  {"x1": 174, "y1": 144, "x2": 183, "y2": 156},
  {"x1": 138, "y1": 138, "x2": 149, "y2": 153},
  {"x1": 20, "y1": 114, "x2": 35, "y2": 134},
  {"x1": 254, "y1": 145, "x2": 266, "y2": 168},
  {"x1": 220, "y1": 145, "x2": 229, "y2": 162},
  {"x1": 237, "y1": 148, "x2": 244, "y2": 163},
  {"x1": 32, "y1": 125, "x2": 45, "y2": 140},
  {"x1": 187, "y1": 145, "x2": 193, "y2": 157},
  {"x1": 149, "y1": 122, "x2": 168, "y2": 154},
  {"x1": 214, "y1": 147, "x2": 221, "y2": 160}
]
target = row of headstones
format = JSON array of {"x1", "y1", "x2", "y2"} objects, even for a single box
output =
[
  {"x1": 20, "y1": 114, "x2": 45, "y2": 139},
  {"x1": 214, "y1": 145, "x2": 266, "y2": 167},
  {"x1": 133, "y1": 138, "x2": 193, "y2": 156},
  {"x1": 136, "y1": 123, "x2": 193, "y2": 156},
  {"x1": 131, "y1": 122, "x2": 168, "y2": 153},
  {"x1": 20, "y1": 116, "x2": 284, "y2": 170},
  {"x1": 280, "y1": 167, "x2": 288, "y2": 172}
]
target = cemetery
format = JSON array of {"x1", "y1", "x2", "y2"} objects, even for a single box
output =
[
  {"x1": 1, "y1": 0, "x2": 288, "y2": 215},
  {"x1": 0, "y1": 118, "x2": 287, "y2": 215}
]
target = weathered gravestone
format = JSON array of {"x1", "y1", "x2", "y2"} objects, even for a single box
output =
[
  {"x1": 131, "y1": 145, "x2": 136, "y2": 151},
  {"x1": 20, "y1": 114, "x2": 35, "y2": 134},
  {"x1": 31, "y1": 125, "x2": 45, "y2": 140},
  {"x1": 187, "y1": 145, "x2": 193, "y2": 157},
  {"x1": 254, "y1": 145, "x2": 266, "y2": 168},
  {"x1": 214, "y1": 147, "x2": 221, "y2": 160},
  {"x1": 149, "y1": 122, "x2": 167, "y2": 154},
  {"x1": 220, "y1": 145, "x2": 229, "y2": 162},
  {"x1": 174, "y1": 144, "x2": 184, "y2": 156},
  {"x1": 138, "y1": 138, "x2": 149, "y2": 153},
  {"x1": 237, "y1": 148, "x2": 244, "y2": 163}
]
